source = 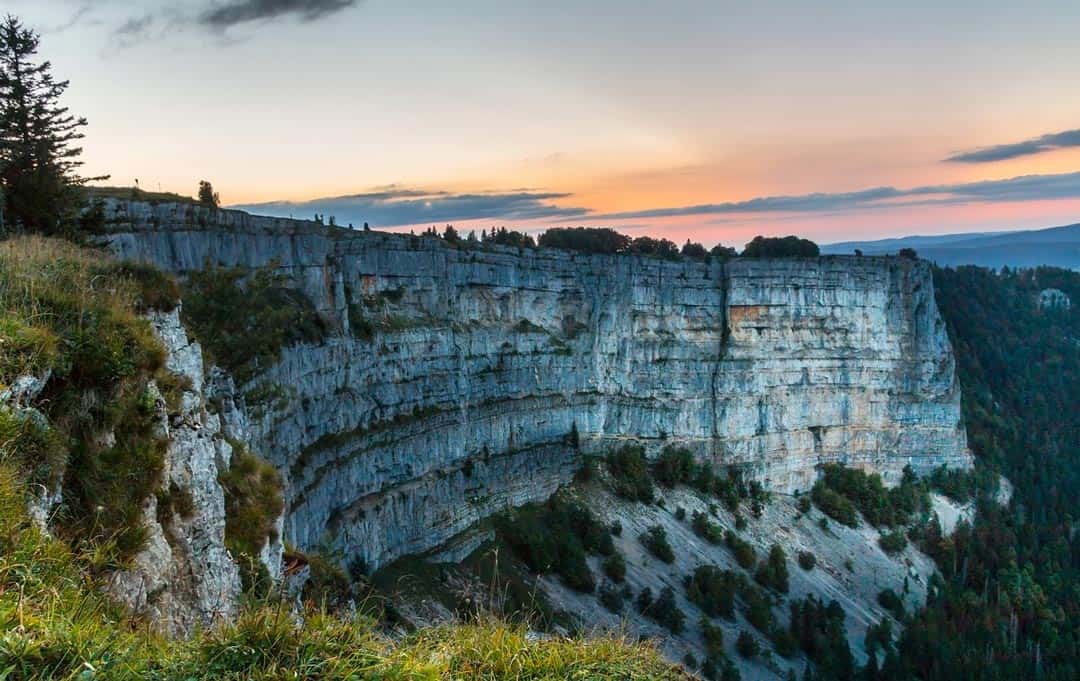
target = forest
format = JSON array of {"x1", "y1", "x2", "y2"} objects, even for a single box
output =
[{"x1": 880, "y1": 266, "x2": 1080, "y2": 680}]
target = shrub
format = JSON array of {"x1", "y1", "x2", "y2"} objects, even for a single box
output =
[
  {"x1": 771, "y1": 626, "x2": 798, "y2": 658},
  {"x1": 494, "y1": 494, "x2": 614, "y2": 593},
  {"x1": 736, "y1": 631, "x2": 760, "y2": 658},
  {"x1": 107, "y1": 260, "x2": 181, "y2": 312},
  {"x1": 598, "y1": 581, "x2": 624, "y2": 613},
  {"x1": 702, "y1": 655, "x2": 741, "y2": 681},
  {"x1": 878, "y1": 588, "x2": 904, "y2": 619},
  {"x1": 797, "y1": 551, "x2": 816, "y2": 571},
  {"x1": 741, "y1": 235, "x2": 819, "y2": 258},
  {"x1": 538, "y1": 227, "x2": 630, "y2": 254},
  {"x1": 742, "y1": 587, "x2": 774, "y2": 633},
  {"x1": 628, "y1": 236, "x2": 681, "y2": 260},
  {"x1": 302, "y1": 550, "x2": 353, "y2": 611},
  {"x1": 682, "y1": 241, "x2": 708, "y2": 259},
  {"x1": 879, "y1": 530, "x2": 908, "y2": 555},
  {"x1": 814, "y1": 464, "x2": 930, "y2": 528},
  {"x1": 701, "y1": 618, "x2": 724, "y2": 655},
  {"x1": 811, "y1": 481, "x2": 859, "y2": 527},
  {"x1": 653, "y1": 445, "x2": 696, "y2": 487},
  {"x1": 789, "y1": 595, "x2": 855, "y2": 677},
  {"x1": 714, "y1": 471, "x2": 746, "y2": 512},
  {"x1": 724, "y1": 530, "x2": 756, "y2": 570},
  {"x1": 797, "y1": 495, "x2": 812, "y2": 514},
  {"x1": 636, "y1": 586, "x2": 654, "y2": 613},
  {"x1": 692, "y1": 463, "x2": 719, "y2": 495},
  {"x1": 641, "y1": 586, "x2": 685, "y2": 633},
  {"x1": 691, "y1": 511, "x2": 723, "y2": 544},
  {"x1": 754, "y1": 544, "x2": 789, "y2": 593},
  {"x1": 606, "y1": 445, "x2": 654, "y2": 503},
  {"x1": 686, "y1": 565, "x2": 738, "y2": 619},
  {"x1": 603, "y1": 552, "x2": 627, "y2": 583},
  {"x1": 640, "y1": 525, "x2": 675, "y2": 563},
  {"x1": 675, "y1": 506, "x2": 686, "y2": 521},
  {"x1": 182, "y1": 263, "x2": 327, "y2": 383},
  {"x1": 928, "y1": 464, "x2": 978, "y2": 503},
  {"x1": 219, "y1": 443, "x2": 284, "y2": 591}
]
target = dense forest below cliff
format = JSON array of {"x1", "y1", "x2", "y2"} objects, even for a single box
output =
[{"x1": 887, "y1": 266, "x2": 1080, "y2": 681}]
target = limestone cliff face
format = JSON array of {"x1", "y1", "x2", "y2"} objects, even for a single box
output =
[
  {"x1": 105, "y1": 308, "x2": 242, "y2": 635},
  {"x1": 103, "y1": 201, "x2": 971, "y2": 570}
]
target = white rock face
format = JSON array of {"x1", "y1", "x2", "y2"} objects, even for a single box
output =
[
  {"x1": 105, "y1": 308, "x2": 242, "y2": 635},
  {"x1": 1039, "y1": 287, "x2": 1071, "y2": 310},
  {"x1": 103, "y1": 202, "x2": 972, "y2": 570}
]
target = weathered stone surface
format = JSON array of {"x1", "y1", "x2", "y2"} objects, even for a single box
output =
[
  {"x1": 103, "y1": 202, "x2": 971, "y2": 570},
  {"x1": 540, "y1": 484, "x2": 937, "y2": 680},
  {"x1": 105, "y1": 308, "x2": 242, "y2": 635}
]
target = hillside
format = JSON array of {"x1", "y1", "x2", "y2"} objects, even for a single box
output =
[
  {"x1": 823, "y1": 222, "x2": 1080, "y2": 269},
  {"x1": 69, "y1": 200, "x2": 986, "y2": 678}
]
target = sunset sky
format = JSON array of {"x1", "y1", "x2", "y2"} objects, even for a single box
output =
[{"x1": 13, "y1": 0, "x2": 1080, "y2": 245}]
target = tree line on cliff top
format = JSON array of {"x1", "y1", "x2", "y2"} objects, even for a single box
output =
[{"x1": 435, "y1": 224, "x2": 821, "y2": 260}]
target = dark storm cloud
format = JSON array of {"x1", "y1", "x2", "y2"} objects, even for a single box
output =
[
  {"x1": 107, "y1": 0, "x2": 359, "y2": 48},
  {"x1": 198, "y1": 0, "x2": 359, "y2": 29},
  {"x1": 232, "y1": 187, "x2": 588, "y2": 228},
  {"x1": 946, "y1": 128, "x2": 1080, "y2": 163}
]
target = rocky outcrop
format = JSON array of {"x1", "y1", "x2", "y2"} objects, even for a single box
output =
[
  {"x1": 103, "y1": 201, "x2": 972, "y2": 570},
  {"x1": 105, "y1": 308, "x2": 242, "y2": 635}
]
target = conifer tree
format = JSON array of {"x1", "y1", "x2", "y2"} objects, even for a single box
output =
[{"x1": 0, "y1": 15, "x2": 102, "y2": 235}]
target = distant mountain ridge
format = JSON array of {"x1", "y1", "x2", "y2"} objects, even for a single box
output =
[{"x1": 823, "y1": 221, "x2": 1080, "y2": 269}]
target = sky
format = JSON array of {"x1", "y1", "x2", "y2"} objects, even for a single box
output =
[{"x1": 12, "y1": 0, "x2": 1080, "y2": 246}]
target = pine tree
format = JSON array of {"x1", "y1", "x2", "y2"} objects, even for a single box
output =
[
  {"x1": 0, "y1": 15, "x2": 102, "y2": 235},
  {"x1": 198, "y1": 180, "x2": 220, "y2": 208}
]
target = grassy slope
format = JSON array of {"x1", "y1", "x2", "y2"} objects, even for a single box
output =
[{"x1": 0, "y1": 237, "x2": 683, "y2": 680}]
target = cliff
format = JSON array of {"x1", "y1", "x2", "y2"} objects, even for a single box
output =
[
  {"x1": 102, "y1": 201, "x2": 972, "y2": 570},
  {"x1": 105, "y1": 308, "x2": 242, "y2": 635}
]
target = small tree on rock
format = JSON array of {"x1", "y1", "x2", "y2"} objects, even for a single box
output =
[{"x1": 198, "y1": 180, "x2": 220, "y2": 209}]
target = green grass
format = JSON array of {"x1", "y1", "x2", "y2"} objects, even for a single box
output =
[
  {"x1": 86, "y1": 185, "x2": 199, "y2": 206},
  {"x1": 0, "y1": 462, "x2": 685, "y2": 679},
  {"x1": 0, "y1": 237, "x2": 178, "y2": 565}
]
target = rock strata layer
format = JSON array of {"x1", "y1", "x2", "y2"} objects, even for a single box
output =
[{"x1": 104, "y1": 201, "x2": 971, "y2": 569}]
